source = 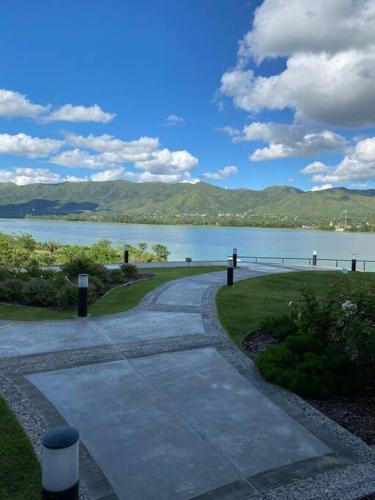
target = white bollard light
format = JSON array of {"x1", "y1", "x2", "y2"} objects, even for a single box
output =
[
  {"x1": 78, "y1": 274, "x2": 89, "y2": 317},
  {"x1": 312, "y1": 250, "x2": 317, "y2": 266},
  {"x1": 42, "y1": 426, "x2": 79, "y2": 499}
]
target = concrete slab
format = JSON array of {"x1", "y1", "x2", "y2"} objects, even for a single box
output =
[
  {"x1": 156, "y1": 282, "x2": 211, "y2": 306},
  {"x1": 94, "y1": 311, "x2": 205, "y2": 342},
  {"x1": 0, "y1": 319, "x2": 106, "y2": 357},
  {"x1": 131, "y1": 348, "x2": 331, "y2": 478},
  {"x1": 28, "y1": 347, "x2": 330, "y2": 500},
  {"x1": 27, "y1": 358, "x2": 244, "y2": 500}
]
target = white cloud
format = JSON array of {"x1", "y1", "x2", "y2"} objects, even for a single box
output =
[
  {"x1": 221, "y1": 122, "x2": 345, "y2": 161},
  {"x1": 221, "y1": 0, "x2": 375, "y2": 128},
  {"x1": 308, "y1": 137, "x2": 375, "y2": 183},
  {"x1": 202, "y1": 166, "x2": 238, "y2": 180},
  {"x1": 0, "y1": 133, "x2": 63, "y2": 158},
  {"x1": 65, "y1": 133, "x2": 159, "y2": 161},
  {"x1": 311, "y1": 183, "x2": 333, "y2": 192},
  {"x1": 50, "y1": 149, "x2": 115, "y2": 169},
  {"x1": 301, "y1": 161, "x2": 331, "y2": 175},
  {"x1": 45, "y1": 104, "x2": 115, "y2": 123},
  {"x1": 0, "y1": 89, "x2": 48, "y2": 118},
  {"x1": 64, "y1": 133, "x2": 199, "y2": 182},
  {"x1": 134, "y1": 149, "x2": 198, "y2": 175},
  {"x1": 239, "y1": 0, "x2": 375, "y2": 62},
  {"x1": 217, "y1": 126, "x2": 242, "y2": 142},
  {"x1": 91, "y1": 167, "x2": 126, "y2": 182},
  {"x1": 91, "y1": 167, "x2": 199, "y2": 184},
  {"x1": 0, "y1": 167, "x2": 86, "y2": 185},
  {"x1": 165, "y1": 114, "x2": 184, "y2": 126}
]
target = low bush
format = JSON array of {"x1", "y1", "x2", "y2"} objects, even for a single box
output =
[
  {"x1": 259, "y1": 314, "x2": 296, "y2": 341},
  {"x1": 256, "y1": 334, "x2": 364, "y2": 398},
  {"x1": 56, "y1": 282, "x2": 78, "y2": 309},
  {"x1": 88, "y1": 275, "x2": 105, "y2": 295},
  {"x1": 121, "y1": 263, "x2": 138, "y2": 278},
  {"x1": 0, "y1": 279, "x2": 26, "y2": 303},
  {"x1": 22, "y1": 279, "x2": 58, "y2": 307},
  {"x1": 61, "y1": 256, "x2": 105, "y2": 279},
  {"x1": 108, "y1": 269, "x2": 125, "y2": 284}
]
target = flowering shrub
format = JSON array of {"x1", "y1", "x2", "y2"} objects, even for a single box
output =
[
  {"x1": 289, "y1": 276, "x2": 375, "y2": 369},
  {"x1": 256, "y1": 274, "x2": 374, "y2": 398}
]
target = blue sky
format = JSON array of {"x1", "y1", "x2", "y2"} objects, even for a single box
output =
[{"x1": 0, "y1": 0, "x2": 374, "y2": 191}]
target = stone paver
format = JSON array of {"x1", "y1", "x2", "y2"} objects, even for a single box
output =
[{"x1": 1, "y1": 263, "x2": 374, "y2": 500}]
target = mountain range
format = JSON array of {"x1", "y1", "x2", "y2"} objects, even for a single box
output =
[{"x1": 0, "y1": 181, "x2": 374, "y2": 230}]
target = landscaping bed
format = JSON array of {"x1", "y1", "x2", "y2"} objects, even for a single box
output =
[
  {"x1": 217, "y1": 271, "x2": 375, "y2": 447},
  {"x1": 243, "y1": 331, "x2": 375, "y2": 445}
]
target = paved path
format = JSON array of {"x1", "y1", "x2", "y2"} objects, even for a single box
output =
[{"x1": 1, "y1": 264, "x2": 374, "y2": 500}]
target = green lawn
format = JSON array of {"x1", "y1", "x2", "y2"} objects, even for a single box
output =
[
  {"x1": 216, "y1": 271, "x2": 375, "y2": 348},
  {"x1": 0, "y1": 266, "x2": 224, "y2": 321},
  {"x1": 0, "y1": 397, "x2": 41, "y2": 499}
]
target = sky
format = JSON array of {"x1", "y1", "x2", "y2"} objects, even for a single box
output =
[{"x1": 0, "y1": 0, "x2": 375, "y2": 192}]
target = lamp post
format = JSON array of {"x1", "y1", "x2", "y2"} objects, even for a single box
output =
[
  {"x1": 232, "y1": 248, "x2": 238, "y2": 268},
  {"x1": 227, "y1": 259, "x2": 234, "y2": 286},
  {"x1": 124, "y1": 244, "x2": 130, "y2": 265},
  {"x1": 78, "y1": 274, "x2": 88, "y2": 318},
  {"x1": 312, "y1": 250, "x2": 317, "y2": 266},
  {"x1": 351, "y1": 253, "x2": 357, "y2": 272},
  {"x1": 42, "y1": 426, "x2": 80, "y2": 500}
]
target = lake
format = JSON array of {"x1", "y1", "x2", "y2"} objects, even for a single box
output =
[{"x1": 0, "y1": 218, "x2": 374, "y2": 269}]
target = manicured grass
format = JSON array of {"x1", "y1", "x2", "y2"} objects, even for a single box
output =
[
  {"x1": 0, "y1": 266, "x2": 224, "y2": 321},
  {"x1": 0, "y1": 397, "x2": 41, "y2": 499},
  {"x1": 216, "y1": 271, "x2": 375, "y2": 348}
]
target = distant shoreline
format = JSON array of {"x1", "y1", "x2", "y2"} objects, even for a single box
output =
[{"x1": 0, "y1": 215, "x2": 371, "y2": 234}]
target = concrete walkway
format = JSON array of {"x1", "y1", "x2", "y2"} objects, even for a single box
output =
[{"x1": 1, "y1": 263, "x2": 374, "y2": 500}]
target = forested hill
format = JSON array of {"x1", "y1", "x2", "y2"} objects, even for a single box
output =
[{"x1": 0, "y1": 180, "x2": 374, "y2": 230}]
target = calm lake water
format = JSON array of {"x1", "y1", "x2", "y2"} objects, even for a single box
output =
[{"x1": 0, "y1": 218, "x2": 374, "y2": 269}]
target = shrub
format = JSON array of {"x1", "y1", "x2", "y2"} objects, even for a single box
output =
[
  {"x1": 88, "y1": 275, "x2": 105, "y2": 294},
  {"x1": 259, "y1": 314, "x2": 296, "y2": 341},
  {"x1": 0, "y1": 279, "x2": 25, "y2": 303},
  {"x1": 256, "y1": 335, "x2": 364, "y2": 398},
  {"x1": 62, "y1": 256, "x2": 105, "y2": 279},
  {"x1": 56, "y1": 282, "x2": 77, "y2": 309},
  {"x1": 22, "y1": 279, "x2": 58, "y2": 307},
  {"x1": 120, "y1": 264, "x2": 138, "y2": 278},
  {"x1": 108, "y1": 269, "x2": 125, "y2": 284}
]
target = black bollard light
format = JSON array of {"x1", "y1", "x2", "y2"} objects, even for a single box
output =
[
  {"x1": 312, "y1": 250, "x2": 317, "y2": 266},
  {"x1": 233, "y1": 248, "x2": 238, "y2": 268},
  {"x1": 351, "y1": 253, "x2": 357, "y2": 272},
  {"x1": 42, "y1": 426, "x2": 80, "y2": 500},
  {"x1": 78, "y1": 274, "x2": 88, "y2": 318},
  {"x1": 227, "y1": 259, "x2": 234, "y2": 287},
  {"x1": 124, "y1": 244, "x2": 130, "y2": 265}
]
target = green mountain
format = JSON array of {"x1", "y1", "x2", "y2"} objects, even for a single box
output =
[{"x1": 0, "y1": 181, "x2": 374, "y2": 230}]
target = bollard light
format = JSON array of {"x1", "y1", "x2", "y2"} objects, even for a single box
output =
[
  {"x1": 124, "y1": 244, "x2": 130, "y2": 265},
  {"x1": 233, "y1": 248, "x2": 238, "y2": 268},
  {"x1": 78, "y1": 274, "x2": 88, "y2": 317},
  {"x1": 42, "y1": 426, "x2": 79, "y2": 500},
  {"x1": 351, "y1": 253, "x2": 357, "y2": 272},
  {"x1": 227, "y1": 259, "x2": 234, "y2": 287},
  {"x1": 312, "y1": 250, "x2": 317, "y2": 266}
]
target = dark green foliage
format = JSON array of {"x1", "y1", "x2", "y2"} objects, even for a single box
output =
[
  {"x1": 89, "y1": 275, "x2": 105, "y2": 294},
  {"x1": 56, "y1": 282, "x2": 78, "y2": 309},
  {"x1": 61, "y1": 255, "x2": 104, "y2": 278},
  {"x1": 0, "y1": 279, "x2": 25, "y2": 303},
  {"x1": 108, "y1": 268, "x2": 125, "y2": 284},
  {"x1": 121, "y1": 263, "x2": 138, "y2": 278},
  {"x1": 257, "y1": 335, "x2": 364, "y2": 398},
  {"x1": 259, "y1": 314, "x2": 296, "y2": 341},
  {"x1": 22, "y1": 279, "x2": 57, "y2": 307}
]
